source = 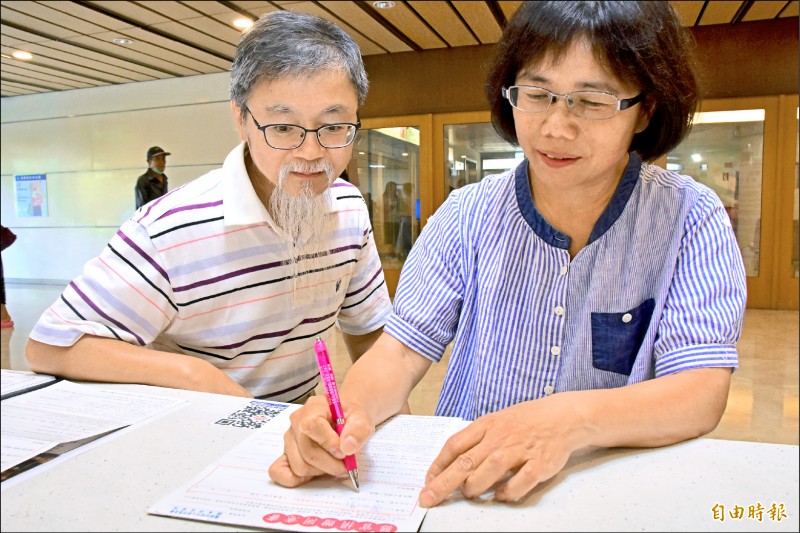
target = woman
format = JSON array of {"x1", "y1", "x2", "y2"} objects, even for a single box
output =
[{"x1": 269, "y1": 1, "x2": 746, "y2": 507}]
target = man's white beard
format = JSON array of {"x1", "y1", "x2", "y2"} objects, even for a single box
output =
[{"x1": 269, "y1": 161, "x2": 336, "y2": 261}]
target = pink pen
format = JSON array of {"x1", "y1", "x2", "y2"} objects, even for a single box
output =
[{"x1": 314, "y1": 337, "x2": 359, "y2": 492}]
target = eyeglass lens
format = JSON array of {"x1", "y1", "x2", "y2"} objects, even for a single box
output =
[
  {"x1": 507, "y1": 86, "x2": 623, "y2": 119},
  {"x1": 265, "y1": 124, "x2": 357, "y2": 149}
]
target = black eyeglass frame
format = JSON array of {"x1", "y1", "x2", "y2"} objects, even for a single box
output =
[
  {"x1": 244, "y1": 107, "x2": 361, "y2": 150},
  {"x1": 501, "y1": 85, "x2": 645, "y2": 119}
]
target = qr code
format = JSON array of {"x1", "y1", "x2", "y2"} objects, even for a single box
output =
[{"x1": 214, "y1": 400, "x2": 289, "y2": 429}]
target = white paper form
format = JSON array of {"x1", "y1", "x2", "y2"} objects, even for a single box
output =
[
  {"x1": 1, "y1": 369, "x2": 57, "y2": 400},
  {"x1": 149, "y1": 413, "x2": 467, "y2": 532},
  {"x1": 1, "y1": 380, "x2": 187, "y2": 477}
]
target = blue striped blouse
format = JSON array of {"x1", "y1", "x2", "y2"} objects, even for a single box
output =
[{"x1": 385, "y1": 154, "x2": 747, "y2": 420}]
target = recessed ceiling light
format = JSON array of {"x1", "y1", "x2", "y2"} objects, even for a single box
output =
[
  {"x1": 373, "y1": 1, "x2": 395, "y2": 8},
  {"x1": 233, "y1": 18, "x2": 253, "y2": 30},
  {"x1": 12, "y1": 50, "x2": 33, "y2": 60},
  {"x1": 113, "y1": 38, "x2": 134, "y2": 45}
]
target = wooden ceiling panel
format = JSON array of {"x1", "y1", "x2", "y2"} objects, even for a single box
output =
[
  {"x1": 175, "y1": 12, "x2": 245, "y2": 44},
  {"x1": 1, "y1": 1, "x2": 796, "y2": 98},
  {"x1": 408, "y1": 1, "x2": 478, "y2": 47},
  {"x1": 149, "y1": 20, "x2": 238, "y2": 56},
  {"x1": 670, "y1": 1, "x2": 705, "y2": 26},
  {"x1": 0, "y1": 5, "x2": 82, "y2": 39},
  {"x1": 742, "y1": 1, "x2": 787, "y2": 21},
  {"x1": 83, "y1": 0, "x2": 167, "y2": 26},
  {"x1": 179, "y1": 1, "x2": 237, "y2": 17},
  {"x1": 279, "y1": 1, "x2": 386, "y2": 55},
  {"x1": 496, "y1": 1, "x2": 523, "y2": 23},
  {"x1": 1, "y1": 43, "x2": 143, "y2": 83},
  {"x1": 4, "y1": 1, "x2": 118, "y2": 35},
  {"x1": 452, "y1": 1, "x2": 502, "y2": 44},
  {"x1": 1, "y1": 24, "x2": 44, "y2": 46},
  {"x1": 104, "y1": 26, "x2": 233, "y2": 69},
  {"x1": 39, "y1": 47, "x2": 165, "y2": 80},
  {"x1": 1, "y1": 62, "x2": 100, "y2": 87},
  {"x1": 204, "y1": 11, "x2": 255, "y2": 32},
  {"x1": 1, "y1": 82, "x2": 38, "y2": 95},
  {"x1": 0, "y1": 67, "x2": 83, "y2": 90},
  {"x1": 779, "y1": 1, "x2": 798, "y2": 17},
  {"x1": 698, "y1": 0, "x2": 743, "y2": 25},
  {"x1": 227, "y1": 1, "x2": 280, "y2": 18},
  {"x1": 133, "y1": 0, "x2": 203, "y2": 20},
  {"x1": 1, "y1": 75, "x2": 60, "y2": 91},
  {"x1": 319, "y1": 1, "x2": 412, "y2": 53},
  {"x1": 35, "y1": 1, "x2": 135, "y2": 31},
  {"x1": 364, "y1": 0, "x2": 447, "y2": 50},
  {"x1": 67, "y1": 33, "x2": 210, "y2": 75}
]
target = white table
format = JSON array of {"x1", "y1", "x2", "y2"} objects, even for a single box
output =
[
  {"x1": 419, "y1": 438, "x2": 798, "y2": 532},
  {"x1": 2, "y1": 383, "x2": 797, "y2": 532}
]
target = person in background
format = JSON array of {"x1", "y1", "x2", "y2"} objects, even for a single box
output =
[
  {"x1": 395, "y1": 182, "x2": 413, "y2": 259},
  {"x1": 26, "y1": 11, "x2": 391, "y2": 403},
  {"x1": 382, "y1": 181, "x2": 401, "y2": 257},
  {"x1": 0, "y1": 224, "x2": 17, "y2": 328},
  {"x1": 135, "y1": 146, "x2": 171, "y2": 209},
  {"x1": 269, "y1": 0, "x2": 746, "y2": 507}
]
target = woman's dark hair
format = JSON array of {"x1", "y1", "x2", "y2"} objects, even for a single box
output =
[{"x1": 486, "y1": 1, "x2": 698, "y2": 162}]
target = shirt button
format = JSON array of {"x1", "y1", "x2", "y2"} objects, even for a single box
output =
[
  {"x1": 550, "y1": 346, "x2": 561, "y2": 356},
  {"x1": 560, "y1": 265, "x2": 569, "y2": 276},
  {"x1": 554, "y1": 305, "x2": 564, "y2": 316},
  {"x1": 622, "y1": 313, "x2": 633, "y2": 323},
  {"x1": 543, "y1": 385, "x2": 555, "y2": 395}
]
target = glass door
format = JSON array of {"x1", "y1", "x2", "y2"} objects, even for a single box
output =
[
  {"x1": 352, "y1": 115, "x2": 432, "y2": 297},
  {"x1": 433, "y1": 111, "x2": 521, "y2": 207},
  {"x1": 774, "y1": 94, "x2": 799, "y2": 309},
  {"x1": 667, "y1": 97, "x2": 781, "y2": 309}
]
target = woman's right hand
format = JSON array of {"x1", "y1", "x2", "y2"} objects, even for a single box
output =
[{"x1": 268, "y1": 396, "x2": 375, "y2": 487}]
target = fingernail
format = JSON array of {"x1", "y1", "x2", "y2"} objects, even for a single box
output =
[
  {"x1": 342, "y1": 435, "x2": 359, "y2": 454},
  {"x1": 329, "y1": 448, "x2": 345, "y2": 459},
  {"x1": 418, "y1": 489, "x2": 433, "y2": 508}
]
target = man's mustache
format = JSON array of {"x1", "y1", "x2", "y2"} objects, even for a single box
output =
[{"x1": 279, "y1": 161, "x2": 335, "y2": 179}]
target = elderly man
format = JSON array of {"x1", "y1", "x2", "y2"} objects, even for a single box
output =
[{"x1": 26, "y1": 11, "x2": 391, "y2": 402}]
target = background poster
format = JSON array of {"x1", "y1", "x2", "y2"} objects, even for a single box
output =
[{"x1": 15, "y1": 174, "x2": 48, "y2": 217}]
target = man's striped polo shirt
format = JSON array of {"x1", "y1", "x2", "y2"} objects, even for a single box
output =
[{"x1": 31, "y1": 142, "x2": 392, "y2": 401}]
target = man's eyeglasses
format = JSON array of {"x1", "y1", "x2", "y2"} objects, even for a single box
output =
[
  {"x1": 502, "y1": 85, "x2": 644, "y2": 120},
  {"x1": 245, "y1": 107, "x2": 360, "y2": 150}
]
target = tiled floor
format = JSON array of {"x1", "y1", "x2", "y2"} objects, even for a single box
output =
[{"x1": 3, "y1": 282, "x2": 797, "y2": 445}]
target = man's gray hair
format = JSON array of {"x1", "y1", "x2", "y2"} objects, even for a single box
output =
[{"x1": 230, "y1": 11, "x2": 369, "y2": 109}]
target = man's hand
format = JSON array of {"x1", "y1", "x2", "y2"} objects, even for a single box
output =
[{"x1": 180, "y1": 357, "x2": 253, "y2": 398}]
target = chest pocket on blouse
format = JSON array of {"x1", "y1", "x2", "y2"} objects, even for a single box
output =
[{"x1": 591, "y1": 298, "x2": 655, "y2": 375}]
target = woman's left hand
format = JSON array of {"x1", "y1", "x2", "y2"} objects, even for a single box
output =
[{"x1": 418, "y1": 395, "x2": 584, "y2": 507}]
